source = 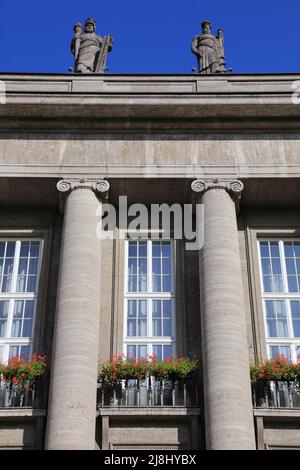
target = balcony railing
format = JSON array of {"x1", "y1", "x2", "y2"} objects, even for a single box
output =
[
  {"x1": 252, "y1": 381, "x2": 300, "y2": 408},
  {"x1": 0, "y1": 384, "x2": 36, "y2": 407},
  {"x1": 97, "y1": 378, "x2": 198, "y2": 408}
]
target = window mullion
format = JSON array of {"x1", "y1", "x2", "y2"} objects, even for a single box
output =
[
  {"x1": 148, "y1": 240, "x2": 152, "y2": 293},
  {"x1": 279, "y1": 240, "x2": 289, "y2": 293},
  {"x1": 11, "y1": 240, "x2": 20, "y2": 294}
]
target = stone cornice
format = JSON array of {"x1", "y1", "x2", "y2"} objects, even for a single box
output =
[{"x1": 1, "y1": 74, "x2": 300, "y2": 132}]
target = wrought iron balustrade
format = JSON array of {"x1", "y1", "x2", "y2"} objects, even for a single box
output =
[
  {"x1": 97, "y1": 377, "x2": 198, "y2": 408},
  {"x1": 252, "y1": 381, "x2": 300, "y2": 408},
  {"x1": 0, "y1": 383, "x2": 35, "y2": 407}
]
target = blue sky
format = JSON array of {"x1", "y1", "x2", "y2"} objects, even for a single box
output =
[{"x1": 1, "y1": 0, "x2": 300, "y2": 74}]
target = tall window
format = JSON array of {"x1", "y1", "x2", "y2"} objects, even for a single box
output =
[
  {"x1": 0, "y1": 240, "x2": 42, "y2": 362},
  {"x1": 258, "y1": 240, "x2": 300, "y2": 362},
  {"x1": 124, "y1": 240, "x2": 175, "y2": 360}
]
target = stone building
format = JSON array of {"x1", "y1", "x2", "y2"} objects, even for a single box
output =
[{"x1": 0, "y1": 72, "x2": 300, "y2": 450}]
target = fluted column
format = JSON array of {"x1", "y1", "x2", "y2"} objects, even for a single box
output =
[
  {"x1": 191, "y1": 178, "x2": 255, "y2": 450},
  {"x1": 46, "y1": 178, "x2": 109, "y2": 450}
]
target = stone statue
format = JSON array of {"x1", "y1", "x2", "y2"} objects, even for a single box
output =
[
  {"x1": 71, "y1": 18, "x2": 113, "y2": 73},
  {"x1": 192, "y1": 21, "x2": 230, "y2": 74}
]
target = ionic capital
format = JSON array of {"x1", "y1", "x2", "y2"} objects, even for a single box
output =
[
  {"x1": 57, "y1": 178, "x2": 110, "y2": 199},
  {"x1": 191, "y1": 178, "x2": 244, "y2": 201}
]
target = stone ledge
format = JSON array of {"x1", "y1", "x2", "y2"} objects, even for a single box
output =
[
  {"x1": 97, "y1": 407, "x2": 201, "y2": 417},
  {"x1": 253, "y1": 408, "x2": 300, "y2": 418},
  {"x1": 0, "y1": 408, "x2": 46, "y2": 418}
]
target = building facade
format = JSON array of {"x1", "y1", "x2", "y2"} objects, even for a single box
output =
[{"x1": 0, "y1": 73, "x2": 300, "y2": 449}]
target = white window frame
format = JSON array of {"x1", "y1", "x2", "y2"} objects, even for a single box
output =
[
  {"x1": 123, "y1": 239, "x2": 176, "y2": 359},
  {"x1": 0, "y1": 238, "x2": 43, "y2": 363},
  {"x1": 257, "y1": 238, "x2": 300, "y2": 362}
]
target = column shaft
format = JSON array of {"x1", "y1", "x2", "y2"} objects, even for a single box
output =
[
  {"x1": 200, "y1": 187, "x2": 255, "y2": 449},
  {"x1": 46, "y1": 187, "x2": 102, "y2": 449}
]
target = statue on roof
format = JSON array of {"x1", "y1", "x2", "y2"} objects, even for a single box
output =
[
  {"x1": 191, "y1": 21, "x2": 231, "y2": 74},
  {"x1": 71, "y1": 18, "x2": 113, "y2": 73}
]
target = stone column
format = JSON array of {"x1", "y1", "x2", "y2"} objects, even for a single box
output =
[
  {"x1": 45, "y1": 178, "x2": 109, "y2": 450},
  {"x1": 191, "y1": 179, "x2": 256, "y2": 450}
]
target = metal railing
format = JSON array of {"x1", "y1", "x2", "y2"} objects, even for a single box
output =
[
  {"x1": 0, "y1": 384, "x2": 36, "y2": 407},
  {"x1": 252, "y1": 381, "x2": 300, "y2": 408},
  {"x1": 97, "y1": 377, "x2": 198, "y2": 408}
]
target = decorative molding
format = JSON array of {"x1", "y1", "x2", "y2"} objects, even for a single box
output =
[
  {"x1": 191, "y1": 178, "x2": 244, "y2": 200},
  {"x1": 57, "y1": 178, "x2": 110, "y2": 197}
]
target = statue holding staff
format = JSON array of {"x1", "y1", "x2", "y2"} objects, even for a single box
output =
[
  {"x1": 192, "y1": 21, "x2": 230, "y2": 74},
  {"x1": 71, "y1": 18, "x2": 113, "y2": 73}
]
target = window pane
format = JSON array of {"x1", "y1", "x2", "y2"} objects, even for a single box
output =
[
  {"x1": 263, "y1": 276, "x2": 272, "y2": 292},
  {"x1": 260, "y1": 242, "x2": 269, "y2": 257},
  {"x1": 0, "y1": 243, "x2": 5, "y2": 257},
  {"x1": 11, "y1": 319, "x2": 22, "y2": 337},
  {"x1": 163, "y1": 300, "x2": 172, "y2": 316},
  {"x1": 127, "y1": 319, "x2": 136, "y2": 336},
  {"x1": 14, "y1": 300, "x2": 24, "y2": 318},
  {"x1": 152, "y1": 319, "x2": 161, "y2": 336},
  {"x1": 270, "y1": 243, "x2": 280, "y2": 258},
  {"x1": 138, "y1": 319, "x2": 147, "y2": 336},
  {"x1": 127, "y1": 345, "x2": 136, "y2": 359},
  {"x1": 0, "y1": 320, "x2": 7, "y2": 337},
  {"x1": 291, "y1": 301, "x2": 300, "y2": 318},
  {"x1": 152, "y1": 300, "x2": 161, "y2": 317},
  {"x1": 153, "y1": 275, "x2": 161, "y2": 292},
  {"x1": 138, "y1": 243, "x2": 147, "y2": 257},
  {"x1": 280, "y1": 346, "x2": 291, "y2": 361},
  {"x1": 22, "y1": 319, "x2": 33, "y2": 338},
  {"x1": 6, "y1": 242, "x2": 15, "y2": 257},
  {"x1": 138, "y1": 300, "x2": 147, "y2": 317},
  {"x1": 261, "y1": 259, "x2": 271, "y2": 274},
  {"x1": 137, "y1": 345, "x2": 147, "y2": 360},
  {"x1": 163, "y1": 345, "x2": 173, "y2": 359},
  {"x1": 267, "y1": 320, "x2": 277, "y2": 337},
  {"x1": 265, "y1": 300, "x2": 274, "y2": 318},
  {"x1": 29, "y1": 259, "x2": 38, "y2": 275},
  {"x1": 162, "y1": 259, "x2": 171, "y2": 275},
  {"x1": 20, "y1": 242, "x2": 29, "y2": 257},
  {"x1": 269, "y1": 345, "x2": 279, "y2": 358},
  {"x1": 153, "y1": 345, "x2": 162, "y2": 360},
  {"x1": 163, "y1": 319, "x2": 172, "y2": 336},
  {"x1": 163, "y1": 276, "x2": 171, "y2": 292},
  {"x1": 128, "y1": 276, "x2": 137, "y2": 292},
  {"x1": 9, "y1": 345, "x2": 19, "y2": 359},
  {"x1": 162, "y1": 243, "x2": 171, "y2": 257},
  {"x1": 152, "y1": 259, "x2": 161, "y2": 275},
  {"x1": 138, "y1": 275, "x2": 147, "y2": 292},
  {"x1": 25, "y1": 276, "x2": 36, "y2": 293},
  {"x1": 20, "y1": 346, "x2": 31, "y2": 358},
  {"x1": 272, "y1": 275, "x2": 283, "y2": 292},
  {"x1": 275, "y1": 300, "x2": 286, "y2": 318},
  {"x1": 277, "y1": 320, "x2": 288, "y2": 337},
  {"x1": 29, "y1": 242, "x2": 40, "y2": 257},
  {"x1": 294, "y1": 243, "x2": 300, "y2": 258},
  {"x1": 152, "y1": 243, "x2": 161, "y2": 257},
  {"x1": 138, "y1": 258, "x2": 147, "y2": 275},
  {"x1": 293, "y1": 321, "x2": 300, "y2": 338},
  {"x1": 128, "y1": 300, "x2": 136, "y2": 317},
  {"x1": 286, "y1": 259, "x2": 296, "y2": 275},
  {"x1": 284, "y1": 242, "x2": 294, "y2": 257},
  {"x1": 288, "y1": 276, "x2": 298, "y2": 292},
  {"x1": 128, "y1": 259, "x2": 137, "y2": 275},
  {"x1": 272, "y1": 259, "x2": 281, "y2": 275}
]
